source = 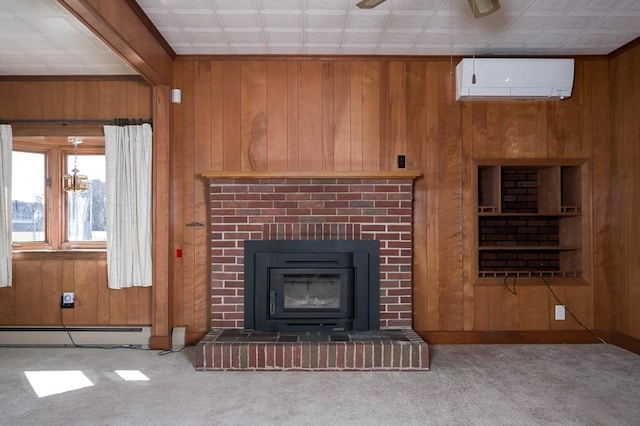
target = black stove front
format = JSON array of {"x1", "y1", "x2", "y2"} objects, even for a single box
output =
[{"x1": 244, "y1": 240, "x2": 379, "y2": 332}]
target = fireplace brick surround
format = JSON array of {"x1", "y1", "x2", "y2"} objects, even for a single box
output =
[{"x1": 197, "y1": 171, "x2": 429, "y2": 371}]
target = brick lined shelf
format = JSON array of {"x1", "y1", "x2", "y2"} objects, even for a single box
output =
[{"x1": 474, "y1": 161, "x2": 588, "y2": 286}]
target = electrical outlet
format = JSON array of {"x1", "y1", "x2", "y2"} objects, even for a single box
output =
[
  {"x1": 61, "y1": 292, "x2": 75, "y2": 309},
  {"x1": 397, "y1": 155, "x2": 406, "y2": 169},
  {"x1": 555, "y1": 304, "x2": 565, "y2": 321}
]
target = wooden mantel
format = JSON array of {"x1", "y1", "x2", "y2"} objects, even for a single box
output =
[{"x1": 201, "y1": 170, "x2": 422, "y2": 179}]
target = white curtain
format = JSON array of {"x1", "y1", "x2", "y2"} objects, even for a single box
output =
[
  {"x1": 104, "y1": 124, "x2": 152, "y2": 289},
  {"x1": 0, "y1": 125, "x2": 12, "y2": 287}
]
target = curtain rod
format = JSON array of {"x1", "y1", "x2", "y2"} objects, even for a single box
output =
[{"x1": 0, "y1": 118, "x2": 152, "y2": 126}]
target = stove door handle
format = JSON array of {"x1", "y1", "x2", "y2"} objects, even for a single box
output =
[{"x1": 270, "y1": 290, "x2": 276, "y2": 315}]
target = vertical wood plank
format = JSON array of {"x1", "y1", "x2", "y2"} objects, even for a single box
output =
[
  {"x1": 516, "y1": 102, "x2": 538, "y2": 158},
  {"x1": 0, "y1": 81, "x2": 17, "y2": 117},
  {"x1": 502, "y1": 285, "x2": 520, "y2": 329},
  {"x1": 241, "y1": 61, "x2": 267, "y2": 171},
  {"x1": 362, "y1": 61, "x2": 381, "y2": 170},
  {"x1": 171, "y1": 61, "x2": 185, "y2": 328},
  {"x1": 97, "y1": 259, "x2": 110, "y2": 324},
  {"x1": 181, "y1": 60, "x2": 196, "y2": 330},
  {"x1": 15, "y1": 82, "x2": 42, "y2": 119},
  {"x1": 388, "y1": 62, "x2": 406, "y2": 166},
  {"x1": 486, "y1": 103, "x2": 503, "y2": 157},
  {"x1": 267, "y1": 61, "x2": 289, "y2": 171},
  {"x1": 211, "y1": 61, "x2": 224, "y2": 171},
  {"x1": 437, "y1": 62, "x2": 463, "y2": 330},
  {"x1": 109, "y1": 278, "x2": 127, "y2": 325},
  {"x1": 623, "y1": 48, "x2": 640, "y2": 338},
  {"x1": 518, "y1": 286, "x2": 549, "y2": 330},
  {"x1": 0, "y1": 287, "x2": 16, "y2": 323},
  {"x1": 473, "y1": 286, "x2": 489, "y2": 330},
  {"x1": 41, "y1": 260, "x2": 62, "y2": 324},
  {"x1": 322, "y1": 61, "x2": 335, "y2": 171},
  {"x1": 15, "y1": 260, "x2": 42, "y2": 324},
  {"x1": 564, "y1": 62, "x2": 583, "y2": 159},
  {"x1": 287, "y1": 62, "x2": 300, "y2": 170},
  {"x1": 406, "y1": 61, "x2": 427, "y2": 330},
  {"x1": 138, "y1": 288, "x2": 152, "y2": 325},
  {"x1": 126, "y1": 287, "x2": 140, "y2": 324},
  {"x1": 547, "y1": 101, "x2": 566, "y2": 158},
  {"x1": 471, "y1": 103, "x2": 487, "y2": 157},
  {"x1": 350, "y1": 61, "x2": 363, "y2": 170},
  {"x1": 41, "y1": 82, "x2": 65, "y2": 119},
  {"x1": 61, "y1": 260, "x2": 75, "y2": 325},
  {"x1": 109, "y1": 81, "x2": 129, "y2": 117},
  {"x1": 406, "y1": 61, "x2": 426, "y2": 170},
  {"x1": 487, "y1": 286, "x2": 504, "y2": 330},
  {"x1": 298, "y1": 61, "x2": 324, "y2": 170},
  {"x1": 590, "y1": 58, "x2": 611, "y2": 331},
  {"x1": 222, "y1": 61, "x2": 242, "y2": 170},
  {"x1": 75, "y1": 81, "x2": 100, "y2": 119},
  {"x1": 333, "y1": 61, "x2": 351, "y2": 171},
  {"x1": 418, "y1": 61, "x2": 440, "y2": 330},
  {"x1": 501, "y1": 101, "x2": 518, "y2": 157},
  {"x1": 74, "y1": 260, "x2": 98, "y2": 324},
  {"x1": 62, "y1": 81, "x2": 76, "y2": 118},
  {"x1": 193, "y1": 62, "x2": 213, "y2": 333}
]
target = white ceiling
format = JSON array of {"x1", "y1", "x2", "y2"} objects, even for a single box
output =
[
  {"x1": 0, "y1": 0, "x2": 639, "y2": 76},
  {"x1": 139, "y1": 0, "x2": 640, "y2": 56},
  {"x1": 0, "y1": 0, "x2": 136, "y2": 75}
]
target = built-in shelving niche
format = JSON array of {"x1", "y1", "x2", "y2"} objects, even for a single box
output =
[{"x1": 474, "y1": 160, "x2": 589, "y2": 286}]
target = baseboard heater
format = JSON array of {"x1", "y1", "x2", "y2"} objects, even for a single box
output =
[{"x1": 0, "y1": 326, "x2": 151, "y2": 348}]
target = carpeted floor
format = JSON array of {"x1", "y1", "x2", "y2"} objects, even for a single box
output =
[{"x1": 1, "y1": 343, "x2": 639, "y2": 425}]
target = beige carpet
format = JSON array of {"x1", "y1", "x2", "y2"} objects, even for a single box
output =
[{"x1": 1, "y1": 343, "x2": 639, "y2": 425}]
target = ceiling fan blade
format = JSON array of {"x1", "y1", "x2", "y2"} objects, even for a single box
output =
[{"x1": 356, "y1": 0, "x2": 387, "y2": 9}]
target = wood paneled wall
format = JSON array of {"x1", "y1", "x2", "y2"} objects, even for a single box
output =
[
  {"x1": 0, "y1": 78, "x2": 152, "y2": 327},
  {"x1": 171, "y1": 57, "x2": 613, "y2": 341},
  {"x1": 0, "y1": 253, "x2": 149, "y2": 326},
  {"x1": 610, "y1": 43, "x2": 640, "y2": 340},
  {"x1": 0, "y1": 78, "x2": 152, "y2": 134},
  {"x1": 1, "y1": 53, "x2": 634, "y2": 343}
]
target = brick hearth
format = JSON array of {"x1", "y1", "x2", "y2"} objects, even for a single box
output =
[{"x1": 196, "y1": 329, "x2": 429, "y2": 371}]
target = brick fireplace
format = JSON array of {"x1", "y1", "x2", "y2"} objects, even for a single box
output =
[{"x1": 196, "y1": 171, "x2": 429, "y2": 371}]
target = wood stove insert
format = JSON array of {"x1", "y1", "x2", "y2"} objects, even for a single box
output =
[{"x1": 244, "y1": 240, "x2": 379, "y2": 332}]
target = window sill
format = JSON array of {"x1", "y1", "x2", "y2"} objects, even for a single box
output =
[{"x1": 12, "y1": 250, "x2": 106, "y2": 261}]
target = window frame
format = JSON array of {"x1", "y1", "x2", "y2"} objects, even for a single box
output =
[{"x1": 12, "y1": 136, "x2": 107, "y2": 251}]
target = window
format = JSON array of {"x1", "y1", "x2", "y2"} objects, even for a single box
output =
[
  {"x1": 11, "y1": 151, "x2": 45, "y2": 243},
  {"x1": 65, "y1": 154, "x2": 107, "y2": 242},
  {"x1": 11, "y1": 136, "x2": 107, "y2": 250}
]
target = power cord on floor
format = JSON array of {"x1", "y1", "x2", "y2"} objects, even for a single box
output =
[
  {"x1": 534, "y1": 273, "x2": 607, "y2": 344},
  {"x1": 59, "y1": 309, "x2": 147, "y2": 351},
  {"x1": 59, "y1": 309, "x2": 188, "y2": 354},
  {"x1": 158, "y1": 346, "x2": 186, "y2": 356}
]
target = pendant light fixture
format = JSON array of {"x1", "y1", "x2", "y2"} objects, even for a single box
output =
[{"x1": 63, "y1": 137, "x2": 89, "y2": 192}]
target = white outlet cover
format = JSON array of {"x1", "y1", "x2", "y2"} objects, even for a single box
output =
[
  {"x1": 63, "y1": 292, "x2": 74, "y2": 304},
  {"x1": 555, "y1": 305, "x2": 566, "y2": 321}
]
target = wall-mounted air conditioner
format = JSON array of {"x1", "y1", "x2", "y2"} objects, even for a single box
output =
[{"x1": 456, "y1": 58, "x2": 575, "y2": 100}]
